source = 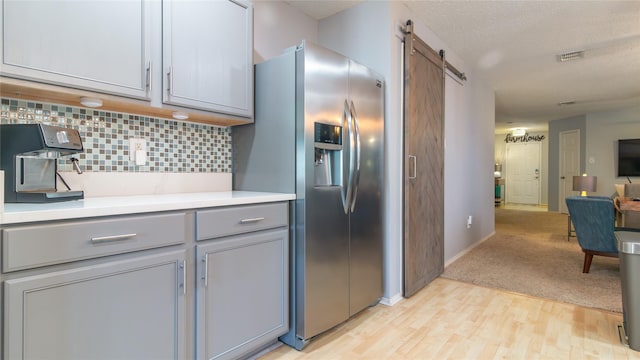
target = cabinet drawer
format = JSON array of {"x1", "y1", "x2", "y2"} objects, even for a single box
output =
[
  {"x1": 2, "y1": 212, "x2": 186, "y2": 272},
  {"x1": 196, "y1": 202, "x2": 288, "y2": 240}
]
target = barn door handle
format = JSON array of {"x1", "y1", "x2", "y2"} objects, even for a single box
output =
[{"x1": 409, "y1": 155, "x2": 417, "y2": 179}]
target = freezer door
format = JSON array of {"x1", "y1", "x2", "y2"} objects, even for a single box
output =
[
  {"x1": 297, "y1": 42, "x2": 351, "y2": 339},
  {"x1": 347, "y1": 60, "x2": 384, "y2": 316}
]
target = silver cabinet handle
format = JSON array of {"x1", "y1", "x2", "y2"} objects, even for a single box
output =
[
  {"x1": 409, "y1": 155, "x2": 417, "y2": 179},
  {"x1": 239, "y1": 217, "x2": 265, "y2": 224},
  {"x1": 167, "y1": 67, "x2": 173, "y2": 95},
  {"x1": 146, "y1": 61, "x2": 152, "y2": 94},
  {"x1": 179, "y1": 260, "x2": 186, "y2": 295},
  {"x1": 90, "y1": 233, "x2": 137, "y2": 244},
  {"x1": 202, "y1": 254, "x2": 209, "y2": 288}
]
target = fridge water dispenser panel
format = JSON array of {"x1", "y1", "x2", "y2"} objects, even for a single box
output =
[
  {"x1": 314, "y1": 122, "x2": 342, "y2": 187},
  {"x1": 314, "y1": 122, "x2": 342, "y2": 150}
]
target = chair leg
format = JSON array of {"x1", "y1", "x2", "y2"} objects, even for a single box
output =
[{"x1": 583, "y1": 252, "x2": 594, "y2": 273}]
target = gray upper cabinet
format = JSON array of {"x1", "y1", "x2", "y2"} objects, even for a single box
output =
[
  {"x1": 0, "y1": 0, "x2": 151, "y2": 99},
  {"x1": 162, "y1": 0, "x2": 253, "y2": 118}
]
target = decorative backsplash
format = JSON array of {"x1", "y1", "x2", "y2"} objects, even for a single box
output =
[{"x1": 0, "y1": 97, "x2": 232, "y2": 173}]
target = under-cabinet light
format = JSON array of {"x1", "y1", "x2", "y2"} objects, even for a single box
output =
[
  {"x1": 79, "y1": 97, "x2": 103, "y2": 108},
  {"x1": 172, "y1": 111, "x2": 189, "y2": 120}
]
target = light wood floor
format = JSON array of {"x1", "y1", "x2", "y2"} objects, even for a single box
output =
[{"x1": 259, "y1": 278, "x2": 640, "y2": 359}]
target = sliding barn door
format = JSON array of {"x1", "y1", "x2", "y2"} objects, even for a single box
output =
[{"x1": 403, "y1": 27, "x2": 445, "y2": 297}]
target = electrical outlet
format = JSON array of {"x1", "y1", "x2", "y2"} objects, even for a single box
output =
[
  {"x1": 467, "y1": 215, "x2": 473, "y2": 229},
  {"x1": 129, "y1": 138, "x2": 147, "y2": 162}
]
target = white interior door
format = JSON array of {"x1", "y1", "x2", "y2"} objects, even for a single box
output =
[
  {"x1": 559, "y1": 130, "x2": 581, "y2": 213},
  {"x1": 506, "y1": 142, "x2": 541, "y2": 205}
]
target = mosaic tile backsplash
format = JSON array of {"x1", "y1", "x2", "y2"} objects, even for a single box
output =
[{"x1": 0, "y1": 98, "x2": 232, "y2": 173}]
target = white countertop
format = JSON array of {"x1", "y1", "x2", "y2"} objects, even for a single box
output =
[{"x1": 1, "y1": 191, "x2": 295, "y2": 225}]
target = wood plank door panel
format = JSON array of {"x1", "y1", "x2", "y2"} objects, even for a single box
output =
[{"x1": 403, "y1": 30, "x2": 445, "y2": 298}]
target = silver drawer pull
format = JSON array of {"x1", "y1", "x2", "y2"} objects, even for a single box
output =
[
  {"x1": 239, "y1": 217, "x2": 265, "y2": 224},
  {"x1": 90, "y1": 233, "x2": 137, "y2": 244}
]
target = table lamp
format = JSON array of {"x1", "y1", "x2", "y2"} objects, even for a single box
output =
[
  {"x1": 494, "y1": 163, "x2": 502, "y2": 178},
  {"x1": 573, "y1": 174, "x2": 597, "y2": 196}
]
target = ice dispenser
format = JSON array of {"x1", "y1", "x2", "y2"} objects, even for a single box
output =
[{"x1": 314, "y1": 122, "x2": 342, "y2": 186}]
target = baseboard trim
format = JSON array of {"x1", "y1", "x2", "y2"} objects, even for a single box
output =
[
  {"x1": 381, "y1": 230, "x2": 497, "y2": 307},
  {"x1": 445, "y1": 230, "x2": 496, "y2": 268},
  {"x1": 380, "y1": 293, "x2": 404, "y2": 306}
]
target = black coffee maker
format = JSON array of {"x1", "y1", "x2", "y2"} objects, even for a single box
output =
[{"x1": 1, "y1": 123, "x2": 84, "y2": 203}]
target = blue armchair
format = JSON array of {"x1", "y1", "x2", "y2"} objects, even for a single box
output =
[{"x1": 566, "y1": 196, "x2": 640, "y2": 273}]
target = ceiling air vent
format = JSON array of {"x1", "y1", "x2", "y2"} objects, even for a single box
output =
[{"x1": 557, "y1": 50, "x2": 585, "y2": 62}]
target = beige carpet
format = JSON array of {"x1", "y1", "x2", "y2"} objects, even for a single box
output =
[{"x1": 442, "y1": 208, "x2": 622, "y2": 313}]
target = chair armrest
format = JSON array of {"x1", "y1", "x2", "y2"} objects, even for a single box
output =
[
  {"x1": 614, "y1": 196, "x2": 623, "y2": 212},
  {"x1": 614, "y1": 227, "x2": 640, "y2": 232},
  {"x1": 613, "y1": 197, "x2": 624, "y2": 227}
]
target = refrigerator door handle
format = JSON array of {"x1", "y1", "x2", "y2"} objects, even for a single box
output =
[
  {"x1": 349, "y1": 100, "x2": 361, "y2": 213},
  {"x1": 346, "y1": 99, "x2": 356, "y2": 212},
  {"x1": 342, "y1": 100, "x2": 354, "y2": 214}
]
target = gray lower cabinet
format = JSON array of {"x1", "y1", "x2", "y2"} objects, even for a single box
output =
[
  {"x1": 4, "y1": 250, "x2": 186, "y2": 360},
  {"x1": 0, "y1": 201, "x2": 290, "y2": 359},
  {"x1": 196, "y1": 203, "x2": 289, "y2": 360},
  {"x1": 1, "y1": 211, "x2": 188, "y2": 360}
]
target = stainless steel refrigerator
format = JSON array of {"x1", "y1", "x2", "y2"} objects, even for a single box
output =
[{"x1": 233, "y1": 41, "x2": 384, "y2": 350}]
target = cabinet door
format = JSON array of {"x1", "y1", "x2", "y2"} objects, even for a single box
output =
[
  {"x1": 163, "y1": 0, "x2": 253, "y2": 118},
  {"x1": 1, "y1": 0, "x2": 151, "y2": 99},
  {"x1": 197, "y1": 229, "x2": 288, "y2": 360},
  {"x1": 4, "y1": 250, "x2": 186, "y2": 360}
]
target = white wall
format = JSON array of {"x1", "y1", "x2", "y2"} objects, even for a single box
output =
[
  {"x1": 319, "y1": 1, "x2": 496, "y2": 304},
  {"x1": 318, "y1": 2, "x2": 391, "y2": 76},
  {"x1": 253, "y1": 1, "x2": 318, "y2": 63},
  {"x1": 444, "y1": 72, "x2": 496, "y2": 260},
  {"x1": 585, "y1": 104, "x2": 640, "y2": 196}
]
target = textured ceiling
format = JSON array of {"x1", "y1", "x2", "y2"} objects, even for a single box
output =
[
  {"x1": 284, "y1": 0, "x2": 640, "y2": 134},
  {"x1": 284, "y1": 0, "x2": 366, "y2": 19}
]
